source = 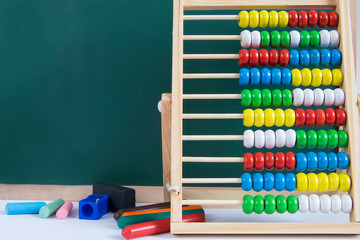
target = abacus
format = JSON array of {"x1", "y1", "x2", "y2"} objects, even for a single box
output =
[{"x1": 164, "y1": 0, "x2": 360, "y2": 234}]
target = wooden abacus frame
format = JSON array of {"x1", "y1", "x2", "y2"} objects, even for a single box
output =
[{"x1": 164, "y1": 0, "x2": 360, "y2": 234}]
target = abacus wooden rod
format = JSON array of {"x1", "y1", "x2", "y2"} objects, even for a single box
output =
[
  {"x1": 183, "y1": 94, "x2": 242, "y2": 99},
  {"x1": 182, "y1": 157, "x2": 244, "y2": 162},
  {"x1": 182, "y1": 178, "x2": 242, "y2": 184},
  {"x1": 183, "y1": 54, "x2": 239, "y2": 59},
  {"x1": 182, "y1": 135, "x2": 244, "y2": 141},
  {"x1": 183, "y1": 35, "x2": 241, "y2": 40},
  {"x1": 182, "y1": 113, "x2": 244, "y2": 119},
  {"x1": 183, "y1": 15, "x2": 239, "y2": 20},
  {"x1": 182, "y1": 199, "x2": 242, "y2": 205},
  {"x1": 183, "y1": 73, "x2": 239, "y2": 79}
]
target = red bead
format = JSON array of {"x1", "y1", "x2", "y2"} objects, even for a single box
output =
[
  {"x1": 325, "y1": 108, "x2": 336, "y2": 126},
  {"x1": 254, "y1": 152, "x2": 265, "y2": 171},
  {"x1": 318, "y1": 11, "x2": 329, "y2": 28},
  {"x1": 269, "y1": 49, "x2": 279, "y2": 66},
  {"x1": 274, "y1": 152, "x2": 285, "y2": 171},
  {"x1": 259, "y1": 49, "x2": 269, "y2": 66},
  {"x1": 308, "y1": 10, "x2": 318, "y2": 27},
  {"x1": 285, "y1": 152, "x2": 296, "y2": 170},
  {"x1": 249, "y1": 49, "x2": 259, "y2": 67},
  {"x1": 243, "y1": 153, "x2": 254, "y2": 171},
  {"x1": 328, "y1": 11, "x2": 339, "y2": 28},
  {"x1": 295, "y1": 109, "x2": 306, "y2": 127},
  {"x1": 305, "y1": 109, "x2": 316, "y2": 127},
  {"x1": 335, "y1": 109, "x2": 347, "y2": 126},
  {"x1": 279, "y1": 49, "x2": 290, "y2": 67},
  {"x1": 315, "y1": 109, "x2": 326, "y2": 127},
  {"x1": 265, "y1": 152, "x2": 275, "y2": 170},
  {"x1": 238, "y1": 49, "x2": 249, "y2": 67},
  {"x1": 298, "y1": 11, "x2": 308, "y2": 28},
  {"x1": 288, "y1": 10, "x2": 298, "y2": 28}
]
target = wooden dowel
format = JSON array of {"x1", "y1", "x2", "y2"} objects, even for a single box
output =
[
  {"x1": 183, "y1": 15, "x2": 239, "y2": 20},
  {"x1": 182, "y1": 199, "x2": 243, "y2": 205},
  {"x1": 182, "y1": 178, "x2": 242, "y2": 184},
  {"x1": 182, "y1": 113, "x2": 244, "y2": 119},
  {"x1": 182, "y1": 135, "x2": 244, "y2": 141},
  {"x1": 183, "y1": 54, "x2": 239, "y2": 59},
  {"x1": 183, "y1": 73, "x2": 239, "y2": 79},
  {"x1": 183, "y1": 35, "x2": 241, "y2": 40},
  {"x1": 183, "y1": 94, "x2": 242, "y2": 99},
  {"x1": 182, "y1": 157, "x2": 244, "y2": 162}
]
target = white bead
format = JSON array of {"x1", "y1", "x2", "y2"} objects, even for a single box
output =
[
  {"x1": 303, "y1": 88, "x2": 314, "y2": 106},
  {"x1": 289, "y1": 30, "x2": 300, "y2": 48},
  {"x1": 298, "y1": 194, "x2": 309, "y2": 213},
  {"x1": 331, "y1": 195, "x2": 342, "y2": 213},
  {"x1": 319, "y1": 30, "x2": 330, "y2": 48},
  {"x1": 333, "y1": 88, "x2": 345, "y2": 106},
  {"x1": 254, "y1": 130, "x2": 265, "y2": 148},
  {"x1": 292, "y1": 88, "x2": 304, "y2": 106},
  {"x1": 329, "y1": 30, "x2": 340, "y2": 48},
  {"x1": 309, "y1": 194, "x2": 320, "y2": 213},
  {"x1": 313, "y1": 89, "x2": 324, "y2": 106},
  {"x1": 341, "y1": 194, "x2": 353, "y2": 213},
  {"x1": 243, "y1": 130, "x2": 254, "y2": 148},
  {"x1": 320, "y1": 194, "x2": 331, "y2": 213},
  {"x1": 264, "y1": 130, "x2": 275, "y2": 149},
  {"x1": 241, "y1": 30, "x2": 252, "y2": 48},
  {"x1": 275, "y1": 129, "x2": 286, "y2": 148},
  {"x1": 323, "y1": 89, "x2": 335, "y2": 106},
  {"x1": 285, "y1": 129, "x2": 296, "y2": 148},
  {"x1": 251, "y1": 30, "x2": 261, "y2": 48}
]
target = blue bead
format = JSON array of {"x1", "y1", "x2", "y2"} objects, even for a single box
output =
[
  {"x1": 330, "y1": 49, "x2": 342, "y2": 67},
  {"x1": 320, "y1": 49, "x2": 331, "y2": 66},
  {"x1": 306, "y1": 152, "x2": 318, "y2": 171},
  {"x1": 271, "y1": 68, "x2": 281, "y2": 85},
  {"x1": 285, "y1": 173, "x2": 296, "y2": 192},
  {"x1": 261, "y1": 68, "x2": 271, "y2": 85},
  {"x1": 239, "y1": 68, "x2": 250, "y2": 86},
  {"x1": 337, "y1": 152, "x2": 349, "y2": 169},
  {"x1": 281, "y1": 68, "x2": 292, "y2": 85},
  {"x1": 317, "y1": 152, "x2": 329, "y2": 171},
  {"x1": 289, "y1": 50, "x2": 300, "y2": 66},
  {"x1": 327, "y1": 152, "x2": 338, "y2": 171},
  {"x1": 296, "y1": 152, "x2": 307, "y2": 171},
  {"x1": 241, "y1": 173, "x2": 252, "y2": 191},
  {"x1": 299, "y1": 50, "x2": 310, "y2": 66},
  {"x1": 250, "y1": 68, "x2": 261, "y2": 85},
  {"x1": 274, "y1": 173, "x2": 285, "y2": 191},
  {"x1": 253, "y1": 173, "x2": 264, "y2": 192},
  {"x1": 264, "y1": 173, "x2": 275, "y2": 191},
  {"x1": 309, "y1": 49, "x2": 320, "y2": 67}
]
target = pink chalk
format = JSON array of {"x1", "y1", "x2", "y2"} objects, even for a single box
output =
[{"x1": 56, "y1": 201, "x2": 73, "y2": 220}]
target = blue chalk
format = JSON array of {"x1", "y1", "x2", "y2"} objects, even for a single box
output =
[
  {"x1": 79, "y1": 194, "x2": 109, "y2": 220},
  {"x1": 5, "y1": 202, "x2": 46, "y2": 215}
]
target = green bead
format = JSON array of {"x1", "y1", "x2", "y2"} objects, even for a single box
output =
[
  {"x1": 309, "y1": 30, "x2": 320, "y2": 47},
  {"x1": 296, "y1": 130, "x2": 307, "y2": 148},
  {"x1": 264, "y1": 195, "x2": 276, "y2": 214},
  {"x1": 261, "y1": 31, "x2": 270, "y2": 48},
  {"x1": 272, "y1": 89, "x2": 282, "y2": 107},
  {"x1": 276, "y1": 195, "x2": 287, "y2": 214},
  {"x1": 327, "y1": 129, "x2": 339, "y2": 148},
  {"x1": 270, "y1": 30, "x2": 281, "y2": 48},
  {"x1": 287, "y1": 195, "x2": 299, "y2": 214},
  {"x1": 307, "y1": 130, "x2": 318, "y2": 148},
  {"x1": 251, "y1": 89, "x2": 262, "y2": 108},
  {"x1": 281, "y1": 89, "x2": 292, "y2": 107},
  {"x1": 300, "y1": 31, "x2": 310, "y2": 48},
  {"x1": 262, "y1": 89, "x2": 272, "y2": 107},
  {"x1": 280, "y1": 31, "x2": 290, "y2": 48},
  {"x1": 338, "y1": 130, "x2": 349, "y2": 147},
  {"x1": 241, "y1": 89, "x2": 252, "y2": 107},
  {"x1": 317, "y1": 130, "x2": 328, "y2": 148},
  {"x1": 253, "y1": 195, "x2": 264, "y2": 214},
  {"x1": 243, "y1": 195, "x2": 254, "y2": 214}
]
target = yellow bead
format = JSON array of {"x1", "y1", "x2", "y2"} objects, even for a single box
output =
[
  {"x1": 318, "y1": 173, "x2": 329, "y2": 192},
  {"x1": 259, "y1": 10, "x2": 269, "y2": 28},
  {"x1": 238, "y1": 11, "x2": 249, "y2": 28},
  {"x1": 339, "y1": 173, "x2": 351, "y2": 192},
  {"x1": 311, "y1": 68, "x2": 323, "y2": 87},
  {"x1": 278, "y1": 11, "x2": 289, "y2": 27},
  {"x1": 322, "y1": 69, "x2": 332, "y2": 85},
  {"x1": 328, "y1": 173, "x2": 339, "y2": 191},
  {"x1": 249, "y1": 10, "x2": 259, "y2": 28},
  {"x1": 332, "y1": 69, "x2": 344, "y2": 86},
  {"x1": 254, "y1": 109, "x2": 265, "y2": 127},
  {"x1": 284, "y1": 109, "x2": 295, "y2": 127},
  {"x1": 301, "y1": 68, "x2": 312, "y2": 86},
  {"x1": 243, "y1": 109, "x2": 254, "y2": 127},
  {"x1": 264, "y1": 108, "x2": 275, "y2": 127},
  {"x1": 274, "y1": 108, "x2": 285, "y2": 127},
  {"x1": 296, "y1": 173, "x2": 308, "y2": 192},
  {"x1": 291, "y1": 69, "x2": 302, "y2": 86},
  {"x1": 268, "y1": 11, "x2": 279, "y2": 28},
  {"x1": 307, "y1": 173, "x2": 319, "y2": 192}
]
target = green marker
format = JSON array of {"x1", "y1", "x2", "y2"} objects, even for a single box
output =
[{"x1": 39, "y1": 198, "x2": 65, "y2": 218}]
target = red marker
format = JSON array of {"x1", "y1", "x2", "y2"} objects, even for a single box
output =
[{"x1": 121, "y1": 212, "x2": 205, "y2": 239}]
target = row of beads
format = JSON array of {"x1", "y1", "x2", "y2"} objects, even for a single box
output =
[
  {"x1": 238, "y1": 48, "x2": 341, "y2": 67},
  {"x1": 238, "y1": 10, "x2": 338, "y2": 29},
  {"x1": 238, "y1": 68, "x2": 343, "y2": 86},
  {"x1": 243, "y1": 151, "x2": 349, "y2": 171},
  {"x1": 292, "y1": 88, "x2": 345, "y2": 106},
  {"x1": 241, "y1": 172, "x2": 350, "y2": 192},
  {"x1": 295, "y1": 129, "x2": 348, "y2": 148},
  {"x1": 297, "y1": 194, "x2": 352, "y2": 214},
  {"x1": 243, "y1": 195, "x2": 299, "y2": 214},
  {"x1": 294, "y1": 108, "x2": 346, "y2": 127},
  {"x1": 240, "y1": 30, "x2": 339, "y2": 49}
]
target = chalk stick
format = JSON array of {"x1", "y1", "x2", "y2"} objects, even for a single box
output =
[
  {"x1": 122, "y1": 205, "x2": 202, "y2": 217},
  {"x1": 56, "y1": 201, "x2": 73, "y2": 220},
  {"x1": 39, "y1": 198, "x2": 65, "y2": 218},
  {"x1": 5, "y1": 202, "x2": 46, "y2": 215},
  {"x1": 113, "y1": 202, "x2": 171, "y2": 220}
]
